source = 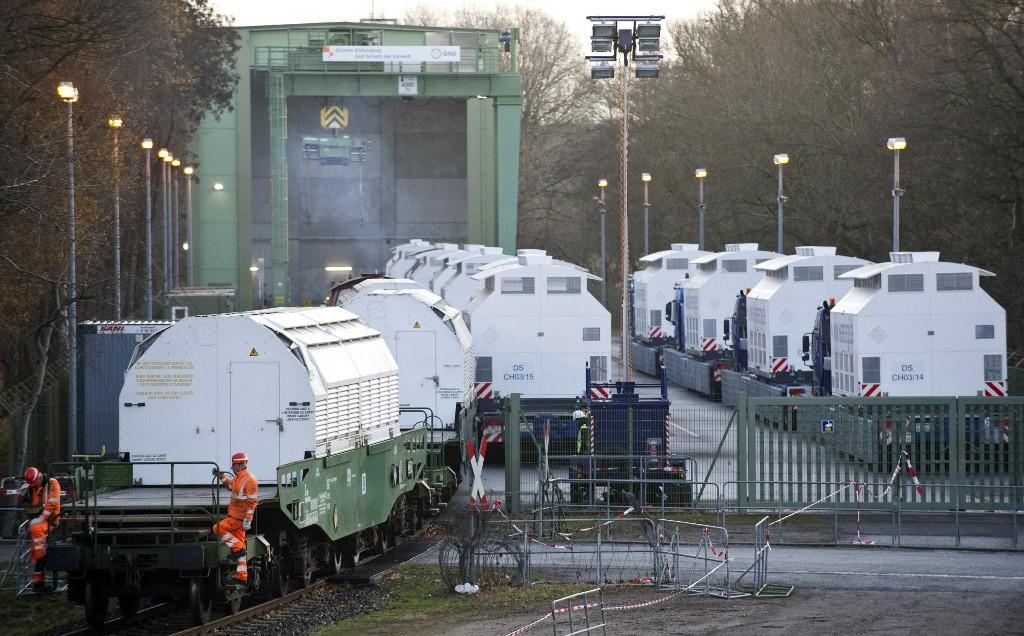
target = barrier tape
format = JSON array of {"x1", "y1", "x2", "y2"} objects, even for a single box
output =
[
  {"x1": 701, "y1": 527, "x2": 728, "y2": 558},
  {"x1": 494, "y1": 505, "x2": 636, "y2": 551},
  {"x1": 501, "y1": 561, "x2": 728, "y2": 636},
  {"x1": 902, "y1": 450, "x2": 924, "y2": 495}
]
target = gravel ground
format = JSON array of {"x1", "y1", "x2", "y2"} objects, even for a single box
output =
[{"x1": 217, "y1": 583, "x2": 388, "y2": 636}]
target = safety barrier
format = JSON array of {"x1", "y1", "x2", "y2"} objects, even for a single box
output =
[{"x1": 550, "y1": 588, "x2": 606, "y2": 636}]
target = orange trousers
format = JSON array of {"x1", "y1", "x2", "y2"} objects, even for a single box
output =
[
  {"x1": 28, "y1": 518, "x2": 49, "y2": 583},
  {"x1": 212, "y1": 517, "x2": 248, "y2": 581}
]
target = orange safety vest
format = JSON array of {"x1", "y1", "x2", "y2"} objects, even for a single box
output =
[
  {"x1": 222, "y1": 468, "x2": 258, "y2": 522},
  {"x1": 23, "y1": 478, "x2": 61, "y2": 520}
]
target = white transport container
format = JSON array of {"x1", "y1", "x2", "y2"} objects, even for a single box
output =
[
  {"x1": 439, "y1": 248, "x2": 515, "y2": 311},
  {"x1": 830, "y1": 252, "x2": 1007, "y2": 397},
  {"x1": 386, "y1": 239, "x2": 433, "y2": 277},
  {"x1": 465, "y1": 250, "x2": 611, "y2": 398},
  {"x1": 338, "y1": 285, "x2": 473, "y2": 430},
  {"x1": 119, "y1": 307, "x2": 400, "y2": 485},
  {"x1": 430, "y1": 245, "x2": 491, "y2": 296},
  {"x1": 683, "y1": 243, "x2": 781, "y2": 354},
  {"x1": 747, "y1": 247, "x2": 871, "y2": 377},
  {"x1": 633, "y1": 243, "x2": 709, "y2": 340},
  {"x1": 407, "y1": 243, "x2": 464, "y2": 288}
]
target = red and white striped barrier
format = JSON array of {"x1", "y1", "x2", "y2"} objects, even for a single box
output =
[
  {"x1": 648, "y1": 326, "x2": 662, "y2": 338},
  {"x1": 902, "y1": 450, "x2": 924, "y2": 496},
  {"x1": 860, "y1": 383, "x2": 881, "y2": 397},
  {"x1": 589, "y1": 386, "x2": 610, "y2": 399},
  {"x1": 771, "y1": 357, "x2": 789, "y2": 374},
  {"x1": 701, "y1": 337, "x2": 717, "y2": 351},
  {"x1": 983, "y1": 380, "x2": 1007, "y2": 397},
  {"x1": 474, "y1": 382, "x2": 493, "y2": 399}
]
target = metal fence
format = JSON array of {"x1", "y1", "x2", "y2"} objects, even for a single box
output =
[{"x1": 736, "y1": 394, "x2": 1024, "y2": 510}]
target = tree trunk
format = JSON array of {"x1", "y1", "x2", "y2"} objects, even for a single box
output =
[{"x1": 14, "y1": 321, "x2": 55, "y2": 474}]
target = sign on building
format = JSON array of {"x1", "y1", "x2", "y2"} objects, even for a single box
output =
[{"x1": 322, "y1": 45, "x2": 461, "y2": 63}]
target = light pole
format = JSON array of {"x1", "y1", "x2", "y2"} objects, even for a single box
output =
[
  {"x1": 695, "y1": 168, "x2": 707, "y2": 250},
  {"x1": 587, "y1": 15, "x2": 664, "y2": 381},
  {"x1": 161, "y1": 152, "x2": 173, "y2": 300},
  {"x1": 172, "y1": 158, "x2": 181, "y2": 287},
  {"x1": 641, "y1": 172, "x2": 651, "y2": 255},
  {"x1": 107, "y1": 116, "x2": 123, "y2": 319},
  {"x1": 773, "y1": 153, "x2": 789, "y2": 254},
  {"x1": 184, "y1": 166, "x2": 194, "y2": 286},
  {"x1": 142, "y1": 139, "x2": 154, "y2": 319},
  {"x1": 887, "y1": 137, "x2": 906, "y2": 252},
  {"x1": 57, "y1": 81, "x2": 78, "y2": 456},
  {"x1": 595, "y1": 178, "x2": 608, "y2": 307}
]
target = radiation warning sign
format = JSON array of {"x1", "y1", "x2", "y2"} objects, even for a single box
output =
[
  {"x1": 249, "y1": 348, "x2": 259, "y2": 357},
  {"x1": 320, "y1": 105, "x2": 348, "y2": 129}
]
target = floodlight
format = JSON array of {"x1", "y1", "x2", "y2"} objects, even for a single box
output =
[
  {"x1": 637, "y1": 38, "x2": 659, "y2": 53},
  {"x1": 641, "y1": 173, "x2": 652, "y2": 183},
  {"x1": 591, "y1": 36, "x2": 614, "y2": 53},
  {"x1": 141, "y1": 138, "x2": 153, "y2": 150},
  {"x1": 773, "y1": 153, "x2": 790, "y2": 165},
  {"x1": 695, "y1": 168, "x2": 707, "y2": 179},
  {"x1": 636, "y1": 23, "x2": 661, "y2": 39},
  {"x1": 635, "y1": 62, "x2": 659, "y2": 79},
  {"x1": 887, "y1": 137, "x2": 907, "y2": 151},
  {"x1": 592, "y1": 23, "x2": 616, "y2": 39},
  {"x1": 591, "y1": 64, "x2": 615, "y2": 80}
]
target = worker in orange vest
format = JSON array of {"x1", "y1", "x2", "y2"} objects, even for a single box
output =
[
  {"x1": 211, "y1": 452, "x2": 258, "y2": 586},
  {"x1": 19, "y1": 466, "x2": 61, "y2": 592}
]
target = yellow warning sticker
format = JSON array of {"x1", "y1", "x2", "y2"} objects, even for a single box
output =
[
  {"x1": 413, "y1": 321, "x2": 421, "y2": 328},
  {"x1": 249, "y1": 348, "x2": 259, "y2": 357}
]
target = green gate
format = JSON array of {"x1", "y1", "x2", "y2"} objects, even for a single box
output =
[{"x1": 736, "y1": 393, "x2": 1024, "y2": 510}]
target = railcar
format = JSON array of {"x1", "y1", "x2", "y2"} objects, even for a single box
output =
[{"x1": 48, "y1": 308, "x2": 462, "y2": 627}]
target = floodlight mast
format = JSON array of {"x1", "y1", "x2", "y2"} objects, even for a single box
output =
[{"x1": 585, "y1": 15, "x2": 664, "y2": 382}]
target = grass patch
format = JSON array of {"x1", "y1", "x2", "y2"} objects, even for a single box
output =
[
  {"x1": 0, "y1": 565, "x2": 84, "y2": 636},
  {"x1": 318, "y1": 563, "x2": 592, "y2": 636}
]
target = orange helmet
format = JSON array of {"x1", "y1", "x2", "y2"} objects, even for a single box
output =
[
  {"x1": 23, "y1": 467, "x2": 40, "y2": 485},
  {"x1": 231, "y1": 452, "x2": 249, "y2": 464}
]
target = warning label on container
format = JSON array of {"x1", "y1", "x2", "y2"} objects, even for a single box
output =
[
  {"x1": 438, "y1": 387, "x2": 461, "y2": 400},
  {"x1": 283, "y1": 404, "x2": 313, "y2": 422},
  {"x1": 131, "y1": 361, "x2": 194, "y2": 399}
]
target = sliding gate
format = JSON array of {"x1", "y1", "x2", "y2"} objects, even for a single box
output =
[{"x1": 735, "y1": 394, "x2": 1024, "y2": 510}]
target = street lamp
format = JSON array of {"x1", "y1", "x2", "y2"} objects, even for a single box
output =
[
  {"x1": 141, "y1": 139, "x2": 154, "y2": 319},
  {"x1": 595, "y1": 178, "x2": 608, "y2": 307},
  {"x1": 887, "y1": 137, "x2": 907, "y2": 252},
  {"x1": 57, "y1": 81, "x2": 78, "y2": 456},
  {"x1": 773, "y1": 153, "x2": 789, "y2": 254},
  {"x1": 171, "y1": 158, "x2": 181, "y2": 287},
  {"x1": 641, "y1": 172, "x2": 653, "y2": 255},
  {"x1": 586, "y1": 14, "x2": 665, "y2": 382},
  {"x1": 695, "y1": 168, "x2": 707, "y2": 251},
  {"x1": 183, "y1": 166, "x2": 194, "y2": 286},
  {"x1": 107, "y1": 116, "x2": 123, "y2": 319}
]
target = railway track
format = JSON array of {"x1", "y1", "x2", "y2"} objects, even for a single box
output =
[{"x1": 58, "y1": 535, "x2": 436, "y2": 636}]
